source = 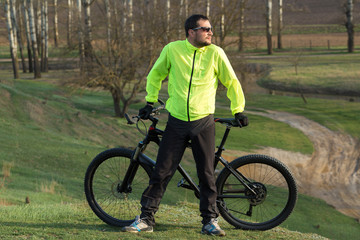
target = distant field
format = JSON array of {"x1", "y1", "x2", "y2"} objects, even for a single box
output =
[{"x1": 252, "y1": 53, "x2": 360, "y2": 97}]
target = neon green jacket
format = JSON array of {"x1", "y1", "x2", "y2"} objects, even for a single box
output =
[{"x1": 145, "y1": 39, "x2": 245, "y2": 122}]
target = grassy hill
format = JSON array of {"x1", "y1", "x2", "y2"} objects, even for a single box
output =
[{"x1": 0, "y1": 70, "x2": 359, "y2": 239}]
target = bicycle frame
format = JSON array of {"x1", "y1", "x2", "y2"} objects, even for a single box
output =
[{"x1": 119, "y1": 115, "x2": 257, "y2": 198}]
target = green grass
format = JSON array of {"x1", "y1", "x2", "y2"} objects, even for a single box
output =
[
  {"x1": 0, "y1": 202, "x2": 329, "y2": 240},
  {"x1": 1, "y1": 70, "x2": 359, "y2": 239},
  {"x1": 256, "y1": 54, "x2": 360, "y2": 96}
]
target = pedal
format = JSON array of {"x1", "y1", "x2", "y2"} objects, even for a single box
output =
[{"x1": 177, "y1": 178, "x2": 192, "y2": 190}]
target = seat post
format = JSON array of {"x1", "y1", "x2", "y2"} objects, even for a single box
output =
[{"x1": 215, "y1": 125, "x2": 231, "y2": 157}]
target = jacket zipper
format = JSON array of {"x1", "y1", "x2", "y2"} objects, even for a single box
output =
[{"x1": 187, "y1": 50, "x2": 197, "y2": 122}]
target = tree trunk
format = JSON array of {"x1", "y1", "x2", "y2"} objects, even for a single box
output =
[
  {"x1": 206, "y1": 0, "x2": 210, "y2": 17},
  {"x1": 36, "y1": 0, "x2": 41, "y2": 55},
  {"x1": 5, "y1": 0, "x2": 19, "y2": 79},
  {"x1": 105, "y1": 0, "x2": 111, "y2": 66},
  {"x1": 345, "y1": 0, "x2": 354, "y2": 53},
  {"x1": 53, "y1": 0, "x2": 59, "y2": 47},
  {"x1": 128, "y1": 0, "x2": 134, "y2": 42},
  {"x1": 83, "y1": 0, "x2": 93, "y2": 65},
  {"x1": 67, "y1": 0, "x2": 73, "y2": 47},
  {"x1": 22, "y1": 1, "x2": 33, "y2": 72},
  {"x1": 238, "y1": 0, "x2": 245, "y2": 52},
  {"x1": 277, "y1": 0, "x2": 283, "y2": 49},
  {"x1": 166, "y1": 0, "x2": 170, "y2": 42},
  {"x1": 179, "y1": 0, "x2": 183, "y2": 39},
  {"x1": 27, "y1": 0, "x2": 41, "y2": 78},
  {"x1": 41, "y1": 0, "x2": 48, "y2": 72},
  {"x1": 220, "y1": 0, "x2": 225, "y2": 46},
  {"x1": 266, "y1": 0, "x2": 273, "y2": 55},
  {"x1": 13, "y1": 2, "x2": 27, "y2": 73},
  {"x1": 111, "y1": 90, "x2": 122, "y2": 117},
  {"x1": 76, "y1": 0, "x2": 84, "y2": 73}
]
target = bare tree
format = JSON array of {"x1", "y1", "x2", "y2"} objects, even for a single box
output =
[
  {"x1": 27, "y1": 0, "x2": 41, "y2": 78},
  {"x1": 166, "y1": 0, "x2": 170, "y2": 42},
  {"x1": 83, "y1": 0, "x2": 93, "y2": 65},
  {"x1": 68, "y1": 1, "x2": 166, "y2": 117},
  {"x1": 22, "y1": 1, "x2": 33, "y2": 72},
  {"x1": 40, "y1": 0, "x2": 48, "y2": 72},
  {"x1": 344, "y1": 0, "x2": 354, "y2": 53},
  {"x1": 277, "y1": 0, "x2": 283, "y2": 49},
  {"x1": 206, "y1": 0, "x2": 210, "y2": 16},
  {"x1": 13, "y1": 1, "x2": 27, "y2": 73},
  {"x1": 76, "y1": 0, "x2": 84, "y2": 73},
  {"x1": 220, "y1": 0, "x2": 225, "y2": 45},
  {"x1": 67, "y1": 0, "x2": 73, "y2": 47},
  {"x1": 238, "y1": 0, "x2": 246, "y2": 52},
  {"x1": 5, "y1": 0, "x2": 19, "y2": 78},
  {"x1": 53, "y1": 0, "x2": 59, "y2": 47},
  {"x1": 266, "y1": 0, "x2": 273, "y2": 54},
  {"x1": 105, "y1": 0, "x2": 111, "y2": 64},
  {"x1": 35, "y1": 0, "x2": 41, "y2": 55}
]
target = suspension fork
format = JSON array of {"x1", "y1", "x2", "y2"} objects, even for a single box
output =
[{"x1": 117, "y1": 142, "x2": 144, "y2": 193}]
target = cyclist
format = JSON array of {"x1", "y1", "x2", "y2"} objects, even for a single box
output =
[{"x1": 122, "y1": 14, "x2": 248, "y2": 236}]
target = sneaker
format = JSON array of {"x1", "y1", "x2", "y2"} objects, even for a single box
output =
[
  {"x1": 201, "y1": 218, "x2": 226, "y2": 236},
  {"x1": 121, "y1": 215, "x2": 153, "y2": 233}
]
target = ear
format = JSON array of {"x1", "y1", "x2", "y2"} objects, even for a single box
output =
[{"x1": 188, "y1": 29, "x2": 195, "y2": 38}]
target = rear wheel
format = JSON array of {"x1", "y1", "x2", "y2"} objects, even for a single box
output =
[
  {"x1": 84, "y1": 148, "x2": 152, "y2": 227},
  {"x1": 216, "y1": 154, "x2": 297, "y2": 230}
]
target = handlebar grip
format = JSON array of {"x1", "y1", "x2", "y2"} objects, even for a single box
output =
[{"x1": 125, "y1": 113, "x2": 136, "y2": 125}]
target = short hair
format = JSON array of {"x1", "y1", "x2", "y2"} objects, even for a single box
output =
[{"x1": 184, "y1": 14, "x2": 209, "y2": 38}]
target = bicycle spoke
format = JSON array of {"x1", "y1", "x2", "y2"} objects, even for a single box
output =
[
  {"x1": 85, "y1": 148, "x2": 151, "y2": 226},
  {"x1": 217, "y1": 155, "x2": 297, "y2": 230}
]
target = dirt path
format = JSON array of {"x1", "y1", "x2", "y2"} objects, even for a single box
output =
[{"x1": 247, "y1": 110, "x2": 360, "y2": 220}]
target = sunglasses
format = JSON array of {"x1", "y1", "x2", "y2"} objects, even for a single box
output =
[{"x1": 192, "y1": 27, "x2": 212, "y2": 32}]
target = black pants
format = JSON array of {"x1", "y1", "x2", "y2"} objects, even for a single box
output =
[{"x1": 140, "y1": 114, "x2": 219, "y2": 226}]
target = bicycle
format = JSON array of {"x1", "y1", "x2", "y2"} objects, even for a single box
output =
[{"x1": 84, "y1": 100, "x2": 297, "y2": 231}]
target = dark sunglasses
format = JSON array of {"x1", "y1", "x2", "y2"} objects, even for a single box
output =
[{"x1": 192, "y1": 27, "x2": 212, "y2": 32}]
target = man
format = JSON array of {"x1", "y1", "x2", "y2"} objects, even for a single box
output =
[{"x1": 122, "y1": 14, "x2": 248, "y2": 236}]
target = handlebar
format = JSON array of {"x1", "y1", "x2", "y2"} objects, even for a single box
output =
[{"x1": 125, "y1": 99, "x2": 166, "y2": 125}]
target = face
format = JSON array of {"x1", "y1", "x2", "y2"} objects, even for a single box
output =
[{"x1": 188, "y1": 19, "x2": 213, "y2": 48}]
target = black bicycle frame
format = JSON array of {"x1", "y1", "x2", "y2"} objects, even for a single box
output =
[{"x1": 119, "y1": 119, "x2": 256, "y2": 197}]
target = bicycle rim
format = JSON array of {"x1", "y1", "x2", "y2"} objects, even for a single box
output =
[
  {"x1": 84, "y1": 148, "x2": 151, "y2": 227},
  {"x1": 217, "y1": 154, "x2": 297, "y2": 230}
]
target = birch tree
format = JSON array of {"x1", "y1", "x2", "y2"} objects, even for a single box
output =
[
  {"x1": 12, "y1": 0, "x2": 27, "y2": 73},
  {"x1": 105, "y1": 0, "x2": 111, "y2": 65},
  {"x1": 67, "y1": 0, "x2": 73, "y2": 46},
  {"x1": 220, "y1": 0, "x2": 225, "y2": 45},
  {"x1": 345, "y1": 0, "x2": 354, "y2": 53},
  {"x1": 22, "y1": 1, "x2": 33, "y2": 72},
  {"x1": 27, "y1": 0, "x2": 41, "y2": 78},
  {"x1": 76, "y1": 0, "x2": 84, "y2": 73},
  {"x1": 206, "y1": 0, "x2": 210, "y2": 16},
  {"x1": 53, "y1": 0, "x2": 59, "y2": 47},
  {"x1": 83, "y1": 0, "x2": 93, "y2": 64},
  {"x1": 166, "y1": 0, "x2": 170, "y2": 42},
  {"x1": 266, "y1": 0, "x2": 273, "y2": 54},
  {"x1": 238, "y1": 0, "x2": 246, "y2": 52},
  {"x1": 277, "y1": 0, "x2": 283, "y2": 49},
  {"x1": 35, "y1": 0, "x2": 41, "y2": 55},
  {"x1": 5, "y1": 0, "x2": 19, "y2": 78},
  {"x1": 40, "y1": 0, "x2": 48, "y2": 72}
]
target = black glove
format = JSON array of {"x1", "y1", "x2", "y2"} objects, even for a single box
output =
[
  {"x1": 235, "y1": 112, "x2": 249, "y2": 127},
  {"x1": 139, "y1": 103, "x2": 154, "y2": 119}
]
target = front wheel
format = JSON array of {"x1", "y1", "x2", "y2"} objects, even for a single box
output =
[
  {"x1": 216, "y1": 154, "x2": 297, "y2": 230},
  {"x1": 84, "y1": 148, "x2": 152, "y2": 227}
]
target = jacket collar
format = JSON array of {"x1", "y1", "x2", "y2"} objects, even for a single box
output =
[{"x1": 185, "y1": 39, "x2": 206, "y2": 53}]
